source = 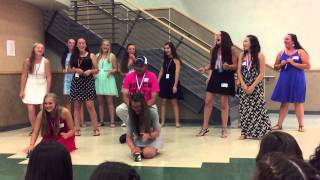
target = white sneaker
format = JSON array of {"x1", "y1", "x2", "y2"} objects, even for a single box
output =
[{"x1": 121, "y1": 123, "x2": 127, "y2": 127}]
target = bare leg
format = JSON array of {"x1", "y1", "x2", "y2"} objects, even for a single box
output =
[
  {"x1": 295, "y1": 103, "x2": 305, "y2": 132},
  {"x1": 171, "y1": 99, "x2": 180, "y2": 128},
  {"x1": 85, "y1": 100, "x2": 99, "y2": 135},
  {"x1": 74, "y1": 101, "x2": 82, "y2": 135},
  {"x1": 27, "y1": 104, "x2": 36, "y2": 135},
  {"x1": 142, "y1": 147, "x2": 157, "y2": 159},
  {"x1": 107, "y1": 96, "x2": 115, "y2": 127},
  {"x1": 97, "y1": 95, "x2": 105, "y2": 126},
  {"x1": 202, "y1": 92, "x2": 214, "y2": 129},
  {"x1": 220, "y1": 95, "x2": 229, "y2": 138},
  {"x1": 272, "y1": 103, "x2": 289, "y2": 130},
  {"x1": 196, "y1": 92, "x2": 214, "y2": 136},
  {"x1": 80, "y1": 103, "x2": 85, "y2": 127},
  {"x1": 160, "y1": 99, "x2": 167, "y2": 127}
]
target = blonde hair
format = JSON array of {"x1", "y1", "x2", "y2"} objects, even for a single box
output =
[
  {"x1": 28, "y1": 43, "x2": 44, "y2": 73},
  {"x1": 97, "y1": 39, "x2": 111, "y2": 63},
  {"x1": 40, "y1": 93, "x2": 61, "y2": 137}
]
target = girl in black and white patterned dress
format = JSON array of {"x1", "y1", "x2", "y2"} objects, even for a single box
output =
[
  {"x1": 237, "y1": 35, "x2": 271, "y2": 139},
  {"x1": 69, "y1": 38, "x2": 100, "y2": 136}
]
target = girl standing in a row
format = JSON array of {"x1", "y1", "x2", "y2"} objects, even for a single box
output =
[{"x1": 95, "y1": 39, "x2": 118, "y2": 127}]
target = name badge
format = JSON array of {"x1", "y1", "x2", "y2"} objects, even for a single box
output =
[
  {"x1": 166, "y1": 74, "x2": 170, "y2": 79},
  {"x1": 59, "y1": 123, "x2": 64, "y2": 128},
  {"x1": 292, "y1": 56, "x2": 299, "y2": 60},
  {"x1": 144, "y1": 78, "x2": 149, "y2": 82},
  {"x1": 221, "y1": 83, "x2": 229, "y2": 88},
  {"x1": 75, "y1": 73, "x2": 80, "y2": 78}
]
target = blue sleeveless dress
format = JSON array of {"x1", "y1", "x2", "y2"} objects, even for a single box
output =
[
  {"x1": 63, "y1": 53, "x2": 73, "y2": 95},
  {"x1": 271, "y1": 51, "x2": 306, "y2": 103}
]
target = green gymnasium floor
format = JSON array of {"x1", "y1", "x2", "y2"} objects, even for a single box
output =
[
  {"x1": 0, "y1": 114, "x2": 319, "y2": 180},
  {"x1": 0, "y1": 153, "x2": 255, "y2": 180}
]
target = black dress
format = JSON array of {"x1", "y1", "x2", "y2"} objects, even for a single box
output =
[
  {"x1": 159, "y1": 59, "x2": 183, "y2": 99},
  {"x1": 70, "y1": 53, "x2": 96, "y2": 102},
  {"x1": 206, "y1": 55, "x2": 235, "y2": 96}
]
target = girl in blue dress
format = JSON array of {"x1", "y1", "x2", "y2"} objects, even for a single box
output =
[
  {"x1": 271, "y1": 34, "x2": 310, "y2": 132},
  {"x1": 61, "y1": 39, "x2": 75, "y2": 109}
]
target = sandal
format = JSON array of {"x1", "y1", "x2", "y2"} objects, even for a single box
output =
[
  {"x1": 80, "y1": 122, "x2": 86, "y2": 128},
  {"x1": 75, "y1": 129, "x2": 81, "y2": 136},
  {"x1": 98, "y1": 122, "x2": 105, "y2": 127},
  {"x1": 93, "y1": 129, "x2": 100, "y2": 136},
  {"x1": 175, "y1": 123, "x2": 181, "y2": 128},
  {"x1": 237, "y1": 121, "x2": 241, "y2": 129},
  {"x1": 221, "y1": 127, "x2": 227, "y2": 138},
  {"x1": 196, "y1": 128, "x2": 209, "y2": 136},
  {"x1": 28, "y1": 129, "x2": 33, "y2": 136},
  {"x1": 110, "y1": 123, "x2": 116, "y2": 128},
  {"x1": 239, "y1": 133, "x2": 246, "y2": 140},
  {"x1": 298, "y1": 125, "x2": 305, "y2": 132},
  {"x1": 272, "y1": 124, "x2": 282, "y2": 130}
]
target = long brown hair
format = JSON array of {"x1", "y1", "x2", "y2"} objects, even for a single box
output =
[
  {"x1": 41, "y1": 93, "x2": 61, "y2": 137},
  {"x1": 97, "y1": 39, "x2": 111, "y2": 63},
  {"x1": 28, "y1": 43, "x2": 44, "y2": 74},
  {"x1": 210, "y1": 31, "x2": 233, "y2": 69},
  {"x1": 163, "y1": 42, "x2": 182, "y2": 63},
  {"x1": 128, "y1": 93, "x2": 151, "y2": 136},
  {"x1": 120, "y1": 43, "x2": 136, "y2": 73},
  {"x1": 70, "y1": 37, "x2": 90, "y2": 68}
]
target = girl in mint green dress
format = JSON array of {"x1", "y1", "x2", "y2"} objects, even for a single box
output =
[{"x1": 95, "y1": 39, "x2": 118, "y2": 127}]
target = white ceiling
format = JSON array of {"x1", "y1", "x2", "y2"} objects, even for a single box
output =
[{"x1": 21, "y1": 0, "x2": 70, "y2": 10}]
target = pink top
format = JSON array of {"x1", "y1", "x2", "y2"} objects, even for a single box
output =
[{"x1": 123, "y1": 70, "x2": 159, "y2": 102}]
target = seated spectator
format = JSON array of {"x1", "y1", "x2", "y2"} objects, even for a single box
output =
[
  {"x1": 256, "y1": 131, "x2": 303, "y2": 161},
  {"x1": 254, "y1": 152, "x2": 320, "y2": 180},
  {"x1": 26, "y1": 93, "x2": 76, "y2": 152},
  {"x1": 25, "y1": 141, "x2": 73, "y2": 180},
  {"x1": 126, "y1": 93, "x2": 163, "y2": 161},
  {"x1": 310, "y1": 144, "x2": 320, "y2": 171},
  {"x1": 90, "y1": 161, "x2": 140, "y2": 180}
]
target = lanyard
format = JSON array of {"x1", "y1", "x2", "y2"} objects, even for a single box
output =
[
  {"x1": 166, "y1": 59, "x2": 173, "y2": 73},
  {"x1": 136, "y1": 72, "x2": 146, "y2": 91},
  {"x1": 101, "y1": 59, "x2": 106, "y2": 70},
  {"x1": 48, "y1": 118, "x2": 56, "y2": 134},
  {"x1": 77, "y1": 57, "x2": 84, "y2": 68},
  {"x1": 246, "y1": 59, "x2": 252, "y2": 71},
  {"x1": 246, "y1": 54, "x2": 252, "y2": 71},
  {"x1": 101, "y1": 53, "x2": 111, "y2": 70},
  {"x1": 215, "y1": 55, "x2": 222, "y2": 70},
  {"x1": 34, "y1": 58, "x2": 42, "y2": 76}
]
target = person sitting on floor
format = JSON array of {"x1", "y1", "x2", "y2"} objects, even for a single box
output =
[
  {"x1": 126, "y1": 93, "x2": 163, "y2": 161},
  {"x1": 26, "y1": 93, "x2": 76, "y2": 152}
]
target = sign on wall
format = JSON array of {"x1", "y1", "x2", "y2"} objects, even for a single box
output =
[{"x1": 6, "y1": 40, "x2": 15, "y2": 56}]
